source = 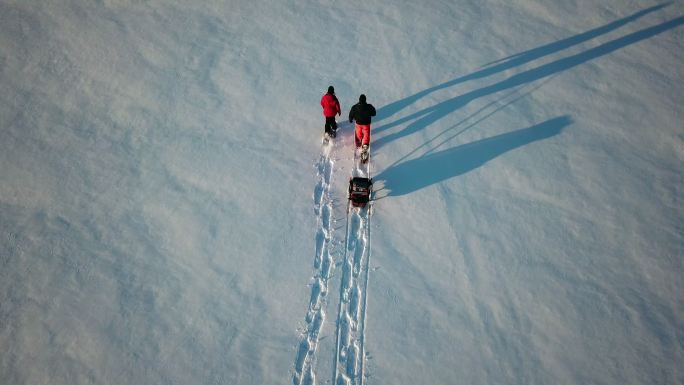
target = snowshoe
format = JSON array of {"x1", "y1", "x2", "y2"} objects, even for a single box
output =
[{"x1": 360, "y1": 144, "x2": 369, "y2": 163}]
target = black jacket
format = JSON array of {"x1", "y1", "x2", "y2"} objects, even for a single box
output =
[{"x1": 349, "y1": 102, "x2": 376, "y2": 125}]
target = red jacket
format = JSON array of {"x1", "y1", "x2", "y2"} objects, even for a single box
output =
[{"x1": 321, "y1": 93, "x2": 341, "y2": 117}]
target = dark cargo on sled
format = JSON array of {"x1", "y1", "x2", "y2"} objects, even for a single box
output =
[{"x1": 348, "y1": 177, "x2": 373, "y2": 208}]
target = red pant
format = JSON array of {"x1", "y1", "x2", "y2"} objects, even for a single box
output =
[{"x1": 355, "y1": 124, "x2": 371, "y2": 146}]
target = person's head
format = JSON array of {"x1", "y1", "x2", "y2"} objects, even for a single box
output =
[
  {"x1": 328, "y1": 86, "x2": 335, "y2": 94},
  {"x1": 359, "y1": 94, "x2": 366, "y2": 103}
]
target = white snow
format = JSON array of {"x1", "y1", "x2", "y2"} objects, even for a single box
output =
[{"x1": 1, "y1": 1, "x2": 683, "y2": 384}]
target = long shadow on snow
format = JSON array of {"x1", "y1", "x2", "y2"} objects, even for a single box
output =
[
  {"x1": 374, "y1": 3, "x2": 670, "y2": 129},
  {"x1": 373, "y1": 15, "x2": 684, "y2": 150},
  {"x1": 374, "y1": 116, "x2": 572, "y2": 197}
]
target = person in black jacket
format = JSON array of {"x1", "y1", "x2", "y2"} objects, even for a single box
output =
[{"x1": 348, "y1": 94, "x2": 376, "y2": 149}]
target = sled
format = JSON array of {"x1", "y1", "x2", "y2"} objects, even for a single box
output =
[{"x1": 348, "y1": 177, "x2": 373, "y2": 208}]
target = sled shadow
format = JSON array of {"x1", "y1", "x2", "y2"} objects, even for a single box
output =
[
  {"x1": 375, "y1": 116, "x2": 572, "y2": 197},
  {"x1": 373, "y1": 5, "x2": 681, "y2": 148}
]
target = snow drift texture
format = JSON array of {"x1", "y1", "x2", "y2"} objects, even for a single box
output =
[{"x1": 1, "y1": 1, "x2": 683, "y2": 384}]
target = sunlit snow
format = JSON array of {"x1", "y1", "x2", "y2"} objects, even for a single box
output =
[{"x1": 1, "y1": 1, "x2": 682, "y2": 384}]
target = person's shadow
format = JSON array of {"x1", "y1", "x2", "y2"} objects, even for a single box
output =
[
  {"x1": 374, "y1": 3, "x2": 671, "y2": 128},
  {"x1": 367, "y1": 5, "x2": 682, "y2": 197},
  {"x1": 372, "y1": 9, "x2": 683, "y2": 150},
  {"x1": 374, "y1": 116, "x2": 572, "y2": 197}
]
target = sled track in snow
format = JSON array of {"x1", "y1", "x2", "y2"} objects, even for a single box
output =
[
  {"x1": 333, "y1": 199, "x2": 371, "y2": 385},
  {"x1": 333, "y1": 146, "x2": 373, "y2": 385},
  {"x1": 294, "y1": 135, "x2": 373, "y2": 385}
]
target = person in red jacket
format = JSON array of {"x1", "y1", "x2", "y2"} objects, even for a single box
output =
[{"x1": 321, "y1": 86, "x2": 341, "y2": 138}]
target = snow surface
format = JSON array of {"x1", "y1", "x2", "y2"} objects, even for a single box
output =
[{"x1": 1, "y1": 1, "x2": 683, "y2": 384}]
